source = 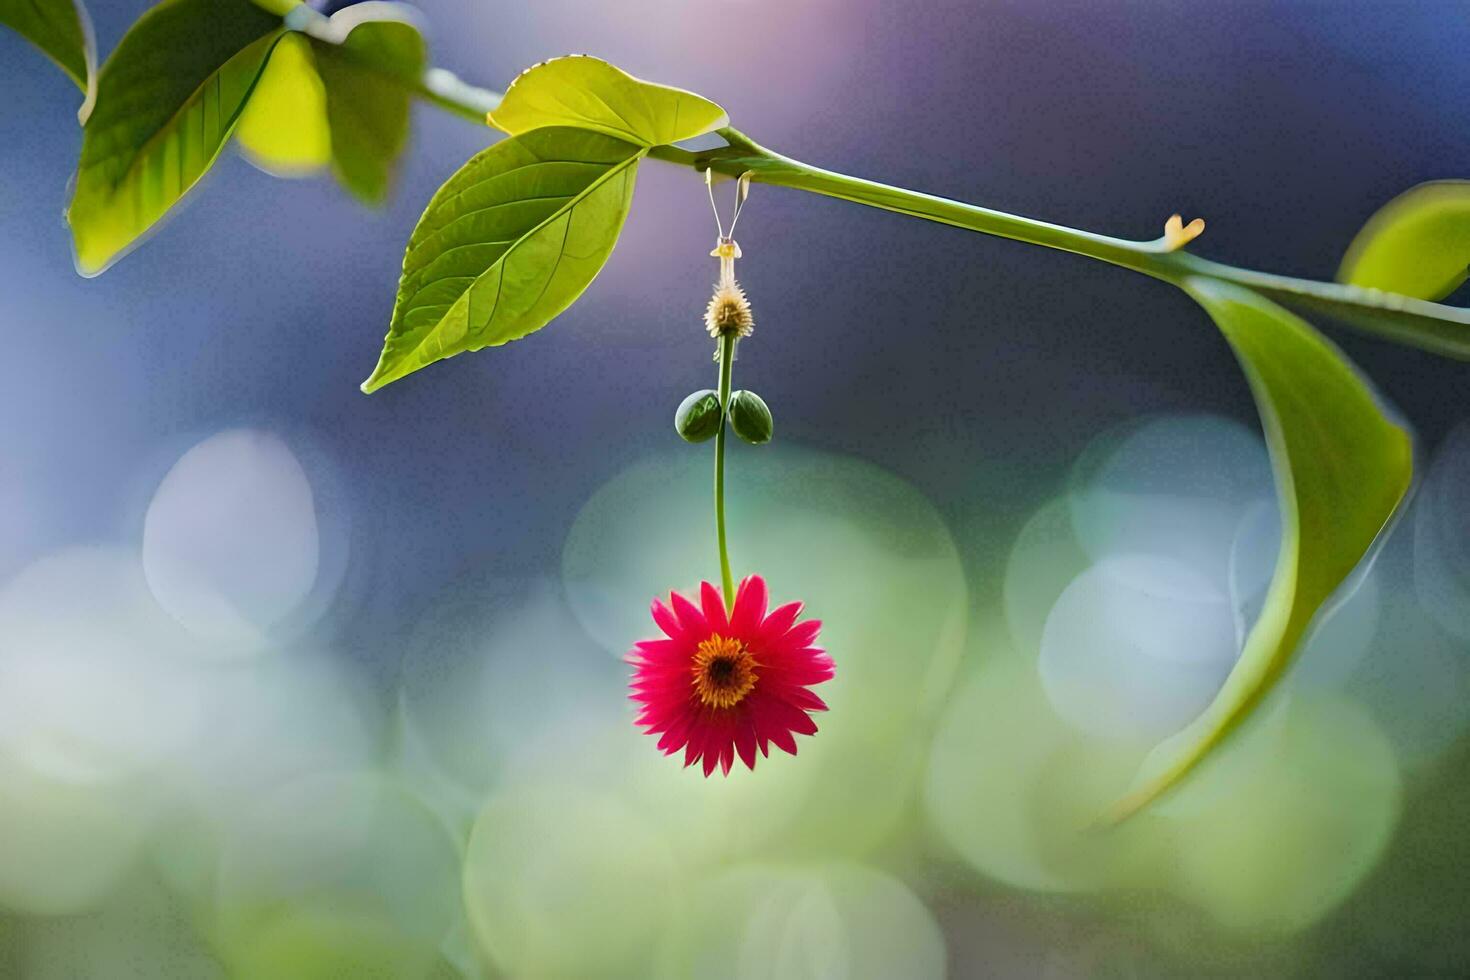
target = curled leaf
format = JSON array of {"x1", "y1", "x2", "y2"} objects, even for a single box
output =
[{"x1": 1104, "y1": 278, "x2": 1413, "y2": 823}]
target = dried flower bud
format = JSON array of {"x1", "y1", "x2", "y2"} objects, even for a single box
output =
[{"x1": 705, "y1": 282, "x2": 754, "y2": 340}]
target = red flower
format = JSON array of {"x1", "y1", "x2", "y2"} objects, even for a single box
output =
[{"x1": 628, "y1": 575, "x2": 834, "y2": 776}]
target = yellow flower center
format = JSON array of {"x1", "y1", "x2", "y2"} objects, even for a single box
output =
[{"x1": 692, "y1": 634, "x2": 758, "y2": 709}]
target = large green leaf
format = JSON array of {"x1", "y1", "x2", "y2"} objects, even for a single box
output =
[
  {"x1": 66, "y1": 0, "x2": 284, "y2": 276},
  {"x1": 1338, "y1": 180, "x2": 1470, "y2": 302},
  {"x1": 361, "y1": 127, "x2": 644, "y2": 393},
  {"x1": 487, "y1": 55, "x2": 727, "y2": 147},
  {"x1": 308, "y1": 3, "x2": 426, "y2": 203},
  {"x1": 0, "y1": 0, "x2": 95, "y2": 119},
  {"x1": 1105, "y1": 278, "x2": 1413, "y2": 823}
]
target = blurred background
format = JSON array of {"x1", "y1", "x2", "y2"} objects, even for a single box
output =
[{"x1": 2, "y1": 0, "x2": 1469, "y2": 976}]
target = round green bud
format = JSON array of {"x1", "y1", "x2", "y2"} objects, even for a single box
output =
[
  {"x1": 728, "y1": 390, "x2": 773, "y2": 445},
  {"x1": 675, "y1": 389, "x2": 723, "y2": 443}
]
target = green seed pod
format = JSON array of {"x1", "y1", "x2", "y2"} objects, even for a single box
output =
[
  {"x1": 728, "y1": 389, "x2": 773, "y2": 445},
  {"x1": 675, "y1": 389, "x2": 723, "y2": 443}
]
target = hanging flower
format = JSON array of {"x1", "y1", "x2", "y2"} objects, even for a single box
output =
[{"x1": 628, "y1": 575, "x2": 834, "y2": 776}]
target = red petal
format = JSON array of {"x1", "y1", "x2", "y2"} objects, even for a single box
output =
[
  {"x1": 657, "y1": 711, "x2": 695, "y2": 752},
  {"x1": 780, "y1": 687, "x2": 829, "y2": 712},
  {"x1": 768, "y1": 725, "x2": 798, "y2": 756},
  {"x1": 640, "y1": 711, "x2": 681, "y2": 733},
  {"x1": 747, "y1": 693, "x2": 798, "y2": 755},
  {"x1": 631, "y1": 638, "x2": 685, "y2": 664},
  {"x1": 669, "y1": 590, "x2": 708, "y2": 637},
  {"x1": 651, "y1": 598, "x2": 683, "y2": 641},
  {"x1": 760, "y1": 600, "x2": 803, "y2": 640},
  {"x1": 760, "y1": 659, "x2": 835, "y2": 687},
  {"x1": 777, "y1": 619, "x2": 822, "y2": 651},
  {"x1": 700, "y1": 581, "x2": 729, "y2": 633},
  {"x1": 630, "y1": 674, "x2": 695, "y2": 694},
  {"x1": 730, "y1": 575, "x2": 768, "y2": 637},
  {"x1": 684, "y1": 728, "x2": 705, "y2": 768},
  {"x1": 734, "y1": 716, "x2": 758, "y2": 770},
  {"x1": 769, "y1": 697, "x2": 819, "y2": 736}
]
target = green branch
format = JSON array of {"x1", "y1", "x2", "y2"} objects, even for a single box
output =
[{"x1": 409, "y1": 74, "x2": 1470, "y2": 360}]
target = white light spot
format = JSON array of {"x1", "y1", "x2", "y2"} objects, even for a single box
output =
[
  {"x1": 143, "y1": 429, "x2": 319, "y2": 651},
  {"x1": 1040, "y1": 555, "x2": 1238, "y2": 740},
  {"x1": 0, "y1": 547, "x2": 202, "y2": 785}
]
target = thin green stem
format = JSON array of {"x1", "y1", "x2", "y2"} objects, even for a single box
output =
[
  {"x1": 714, "y1": 333, "x2": 737, "y2": 611},
  {"x1": 409, "y1": 68, "x2": 501, "y2": 123},
  {"x1": 698, "y1": 129, "x2": 1168, "y2": 277},
  {"x1": 689, "y1": 129, "x2": 1470, "y2": 358}
]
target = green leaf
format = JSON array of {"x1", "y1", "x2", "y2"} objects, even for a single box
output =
[
  {"x1": 66, "y1": 0, "x2": 285, "y2": 276},
  {"x1": 234, "y1": 4, "x2": 426, "y2": 203},
  {"x1": 1171, "y1": 252, "x2": 1470, "y2": 361},
  {"x1": 1223, "y1": 266, "x2": 1470, "y2": 361},
  {"x1": 488, "y1": 55, "x2": 727, "y2": 147},
  {"x1": 361, "y1": 127, "x2": 644, "y2": 393},
  {"x1": 0, "y1": 0, "x2": 96, "y2": 120},
  {"x1": 1104, "y1": 278, "x2": 1413, "y2": 823},
  {"x1": 249, "y1": 0, "x2": 299, "y2": 15},
  {"x1": 1338, "y1": 181, "x2": 1470, "y2": 302},
  {"x1": 235, "y1": 32, "x2": 331, "y2": 176},
  {"x1": 307, "y1": 3, "x2": 426, "y2": 203}
]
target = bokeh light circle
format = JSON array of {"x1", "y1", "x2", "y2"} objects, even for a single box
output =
[
  {"x1": 394, "y1": 575, "x2": 621, "y2": 817},
  {"x1": 658, "y1": 863, "x2": 946, "y2": 980},
  {"x1": 1002, "y1": 497, "x2": 1091, "y2": 657},
  {"x1": 14, "y1": 878, "x2": 224, "y2": 979},
  {"x1": 1413, "y1": 420, "x2": 1470, "y2": 643},
  {"x1": 0, "y1": 547, "x2": 203, "y2": 785},
  {"x1": 1067, "y1": 414, "x2": 1271, "y2": 588},
  {"x1": 213, "y1": 771, "x2": 461, "y2": 980},
  {"x1": 924, "y1": 631, "x2": 1095, "y2": 894},
  {"x1": 463, "y1": 786, "x2": 678, "y2": 978},
  {"x1": 1039, "y1": 554, "x2": 1238, "y2": 740},
  {"x1": 142, "y1": 429, "x2": 320, "y2": 651},
  {"x1": 0, "y1": 751, "x2": 155, "y2": 916},
  {"x1": 1169, "y1": 694, "x2": 1400, "y2": 934}
]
